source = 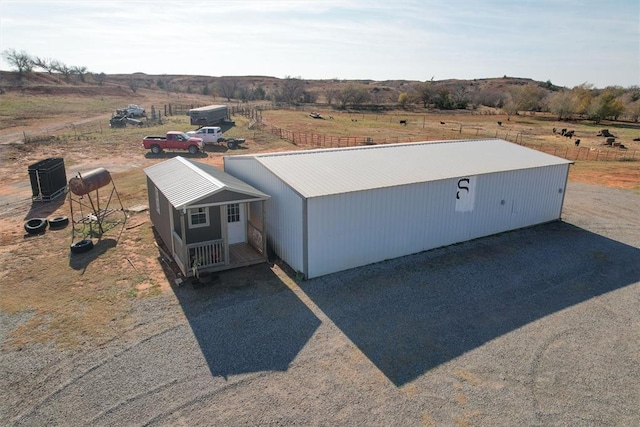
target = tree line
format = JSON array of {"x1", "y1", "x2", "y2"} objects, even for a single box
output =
[
  {"x1": 1, "y1": 48, "x2": 102, "y2": 84},
  {"x1": 254, "y1": 76, "x2": 640, "y2": 123},
  {"x1": 4, "y1": 48, "x2": 639, "y2": 123}
]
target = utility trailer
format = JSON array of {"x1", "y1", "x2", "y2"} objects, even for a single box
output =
[{"x1": 189, "y1": 104, "x2": 228, "y2": 126}]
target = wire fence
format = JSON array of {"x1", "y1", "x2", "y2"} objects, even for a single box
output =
[
  {"x1": 259, "y1": 120, "x2": 639, "y2": 162},
  {"x1": 14, "y1": 105, "x2": 639, "y2": 162}
]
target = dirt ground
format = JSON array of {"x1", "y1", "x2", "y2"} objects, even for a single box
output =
[{"x1": 1, "y1": 111, "x2": 639, "y2": 425}]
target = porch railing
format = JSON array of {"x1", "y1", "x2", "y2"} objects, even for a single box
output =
[
  {"x1": 187, "y1": 239, "x2": 225, "y2": 273},
  {"x1": 247, "y1": 222, "x2": 264, "y2": 254},
  {"x1": 172, "y1": 231, "x2": 185, "y2": 272}
]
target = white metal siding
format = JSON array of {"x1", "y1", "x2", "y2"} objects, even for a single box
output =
[
  {"x1": 224, "y1": 158, "x2": 305, "y2": 273},
  {"x1": 305, "y1": 164, "x2": 569, "y2": 278}
]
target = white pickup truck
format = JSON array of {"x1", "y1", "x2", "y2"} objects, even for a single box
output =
[{"x1": 187, "y1": 126, "x2": 223, "y2": 144}]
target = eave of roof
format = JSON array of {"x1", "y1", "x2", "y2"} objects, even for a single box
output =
[{"x1": 144, "y1": 157, "x2": 268, "y2": 208}]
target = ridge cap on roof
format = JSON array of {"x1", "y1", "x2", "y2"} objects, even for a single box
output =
[
  {"x1": 244, "y1": 138, "x2": 505, "y2": 159},
  {"x1": 177, "y1": 157, "x2": 226, "y2": 188}
]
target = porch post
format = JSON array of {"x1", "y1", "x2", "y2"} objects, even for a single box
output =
[
  {"x1": 180, "y1": 211, "x2": 188, "y2": 273},
  {"x1": 221, "y1": 205, "x2": 229, "y2": 265},
  {"x1": 261, "y1": 200, "x2": 268, "y2": 256}
]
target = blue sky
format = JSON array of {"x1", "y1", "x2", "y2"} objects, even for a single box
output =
[{"x1": 1, "y1": 0, "x2": 638, "y2": 88}]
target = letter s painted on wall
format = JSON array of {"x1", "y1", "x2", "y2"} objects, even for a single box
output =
[{"x1": 456, "y1": 178, "x2": 470, "y2": 200}]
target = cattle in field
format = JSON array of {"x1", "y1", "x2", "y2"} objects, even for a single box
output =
[
  {"x1": 575, "y1": 139, "x2": 580, "y2": 147},
  {"x1": 564, "y1": 130, "x2": 575, "y2": 138},
  {"x1": 497, "y1": 121, "x2": 502, "y2": 126},
  {"x1": 597, "y1": 129, "x2": 616, "y2": 137},
  {"x1": 400, "y1": 120, "x2": 407, "y2": 125},
  {"x1": 440, "y1": 121, "x2": 445, "y2": 125}
]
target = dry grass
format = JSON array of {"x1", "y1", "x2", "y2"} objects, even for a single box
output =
[{"x1": 568, "y1": 161, "x2": 640, "y2": 192}]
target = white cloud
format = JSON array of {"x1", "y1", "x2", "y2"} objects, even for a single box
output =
[{"x1": 1, "y1": 0, "x2": 638, "y2": 87}]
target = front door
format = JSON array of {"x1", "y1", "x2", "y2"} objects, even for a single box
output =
[{"x1": 226, "y1": 203, "x2": 246, "y2": 244}]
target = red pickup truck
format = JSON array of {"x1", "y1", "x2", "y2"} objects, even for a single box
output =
[{"x1": 143, "y1": 131, "x2": 204, "y2": 154}]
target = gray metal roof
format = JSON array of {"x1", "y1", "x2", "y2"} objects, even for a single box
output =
[
  {"x1": 144, "y1": 157, "x2": 269, "y2": 208},
  {"x1": 227, "y1": 139, "x2": 573, "y2": 198}
]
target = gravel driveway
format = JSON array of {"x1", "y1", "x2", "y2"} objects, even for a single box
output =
[{"x1": 1, "y1": 182, "x2": 639, "y2": 426}]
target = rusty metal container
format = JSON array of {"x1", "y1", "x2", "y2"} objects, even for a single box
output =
[{"x1": 68, "y1": 168, "x2": 112, "y2": 196}]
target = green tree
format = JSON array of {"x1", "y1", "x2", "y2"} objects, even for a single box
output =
[
  {"x1": 433, "y1": 89, "x2": 455, "y2": 110},
  {"x1": 626, "y1": 100, "x2": 640, "y2": 122},
  {"x1": 416, "y1": 80, "x2": 434, "y2": 108},
  {"x1": 548, "y1": 90, "x2": 576, "y2": 120},
  {"x1": 571, "y1": 83, "x2": 594, "y2": 116},
  {"x1": 507, "y1": 83, "x2": 545, "y2": 114},
  {"x1": 253, "y1": 85, "x2": 266, "y2": 100},
  {"x1": 398, "y1": 92, "x2": 409, "y2": 109},
  {"x1": 588, "y1": 89, "x2": 625, "y2": 123}
]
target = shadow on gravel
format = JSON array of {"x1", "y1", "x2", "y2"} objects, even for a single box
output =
[
  {"x1": 172, "y1": 263, "x2": 320, "y2": 379},
  {"x1": 300, "y1": 221, "x2": 640, "y2": 386}
]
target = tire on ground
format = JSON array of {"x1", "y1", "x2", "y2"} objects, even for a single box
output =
[
  {"x1": 70, "y1": 239, "x2": 94, "y2": 254},
  {"x1": 48, "y1": 216, "x2": 69, "y2": 229},
  {"x1": 24, "y1": 218, "x2": 48, "y2": 234}
]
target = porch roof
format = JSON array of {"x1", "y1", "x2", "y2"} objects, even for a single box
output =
[{"x1": 144, "y1": 157, "x2": 269, "y2": 209}]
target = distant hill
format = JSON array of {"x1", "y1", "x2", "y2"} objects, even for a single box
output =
[{"x1": 0, "y1": 70, "x2": 561, "y2": 106}]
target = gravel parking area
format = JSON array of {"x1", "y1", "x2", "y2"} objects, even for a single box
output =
[{"x1": 1, "y1": 182, "x2": 639, "y2": 426}]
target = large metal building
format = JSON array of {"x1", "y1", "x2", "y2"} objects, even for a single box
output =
[{"x1": 224, "y1": 139, "x2": 573, "y2": 279}]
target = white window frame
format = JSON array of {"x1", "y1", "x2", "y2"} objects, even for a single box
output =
[
  {"x1": 154, "y1": 187, "x2": 161, "y2": 214},
  {"x1": 227, "y1": 203, "x2": 240, "y2": 223},
  {"x1": 188, "y1": 207, "x2": 209, "y2": 229}
]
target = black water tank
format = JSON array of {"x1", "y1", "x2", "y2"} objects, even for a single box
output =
[{"x1": 28, "y1": 158, "x2": 67, "y2": 201}]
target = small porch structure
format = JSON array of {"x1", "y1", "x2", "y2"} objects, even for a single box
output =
[{"x1": 144, "y1": 157, "x2": 270, "y2": 277}]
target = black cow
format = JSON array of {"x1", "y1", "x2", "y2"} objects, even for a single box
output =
[{"x1": 400, "y1": 120, "x2": 407, "y2": 125}]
